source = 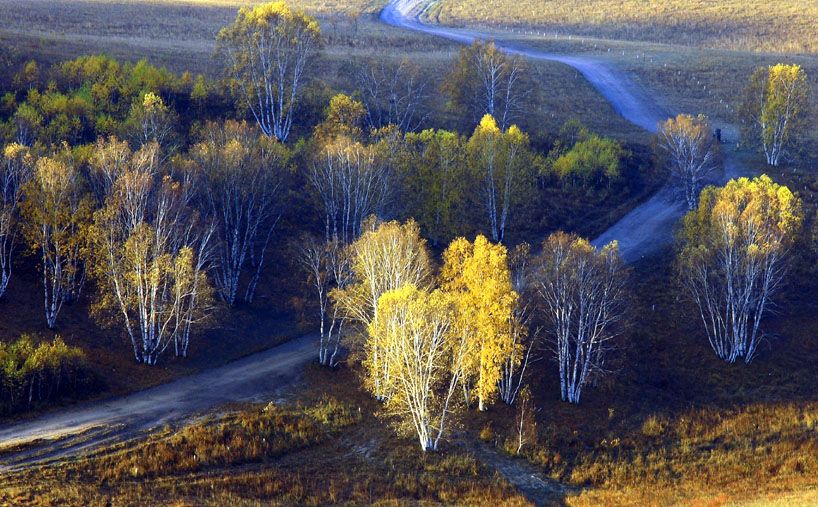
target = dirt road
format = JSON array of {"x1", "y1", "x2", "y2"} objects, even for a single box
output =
[{"x1": 0, "y1": 334, "x2": 317, "y2": 472}]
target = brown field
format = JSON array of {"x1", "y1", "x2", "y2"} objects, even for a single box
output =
[
  {"x1": 0, "y1": 0, "x2": 383, "y2": 75},
  {"x1": 425, "y1": 0, "x2": 818, "y2": 54}
]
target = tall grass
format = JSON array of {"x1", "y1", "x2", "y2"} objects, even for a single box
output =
[{"x1": 562, "y1": 402, "x2": 818, "y2": 505}]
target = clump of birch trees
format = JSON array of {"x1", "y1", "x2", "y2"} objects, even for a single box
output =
[{"x1": 677, "y1": 175, "x2": 802, "y2": 363}]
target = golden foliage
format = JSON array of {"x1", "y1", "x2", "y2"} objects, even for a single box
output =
[
  {"x1": 440, "y1": 235, "x2": 518, "y2": 410},
  {"x1": 333, "y1": 218, "x2": 433, "y2": 401},
  {"x1": 678, "y1": 175, "x2": 802, "y2": 362},
  {"x1": 369, "y1": 284, "x2": 462, "y2": 450},
  {"x1": 739, "y1": 64, "x2": 810, "y2": 166}
]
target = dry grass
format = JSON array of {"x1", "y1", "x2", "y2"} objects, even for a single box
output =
[
  {"x1": 0, "y1": 369, "x2": 530, "y2": 505},
  {"x1": 562, "y1": 402, "x2": 818, "y2": 505},
  {"x1": 0, "y1": 0, "x2": 384, "y2": 75},
  {"x1": 426, "y1": 0, "x2": 818, "y2": 54}
]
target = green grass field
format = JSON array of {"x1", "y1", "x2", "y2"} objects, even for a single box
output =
[{"x1": 425, "y1": 0, "x2": 818, "y2": 54}]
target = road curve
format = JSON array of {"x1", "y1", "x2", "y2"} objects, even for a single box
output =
[
  {"x1": 0, "y1": 334, "x2": 317, "y2": 472},
  {"x1": 382, "y1": 0, "x2": 747, "y2": 262},
  {"x1": 381, "y1": 0, "x2": 670, "y2": 133}
]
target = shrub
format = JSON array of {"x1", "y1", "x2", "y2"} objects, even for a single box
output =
[{"x1": 0, "y1": 334, "x2": 93, "y2": 415}]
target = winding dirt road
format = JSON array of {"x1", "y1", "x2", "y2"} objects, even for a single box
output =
[{"x1": 0, "y1": 0, "x2": 750, "y2": 478}]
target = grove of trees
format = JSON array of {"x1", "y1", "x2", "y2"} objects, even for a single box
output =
[
  {"x1": 677, "y1": 175, "x2": 802, "y2": 363},
  {"x1": 301, "y1": 214, "x2": 630, "y2": 449},
  {"x1": 0, "y1": 0, "x2": 813, "y2": 459},
  {"x1": 0, "y1": 335, "x2": 91, "y2": 415}
]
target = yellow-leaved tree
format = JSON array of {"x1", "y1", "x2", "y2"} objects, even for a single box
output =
[
  {"x1": 217, "y1": 1, "x2": 321, "y2": 142},
  {"x1": 21, "y1": 146, "x2": 94, "y2": 328},
  {"x1": 368, "y1": 283, "x2": 468, "y2": 451},
  {"x1": 739, "y1": 63, "x2": 810, "y2": 166},
  {"x1": 332, "y1": 218, "x2": 433, "y2": 401},
  {"x1": 0, "y1": 143, "x2": 33, "y2": 299},
  {"x1": 87, "y1": 142, "x2": 214, "y2": 365},
  {"x1": 440, "y1": 235, "x2": 517, "y2": 411},
  {"x1": 677, "y1": 174, "x2": 802, "y2": 363},
  {"x1": 467, "y1": 115, "x2": 534, "y2": 243}
]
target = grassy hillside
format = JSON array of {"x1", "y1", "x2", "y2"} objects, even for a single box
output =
[{"x1": 425, "y1": 0, "x2": 818, "y2": 54}]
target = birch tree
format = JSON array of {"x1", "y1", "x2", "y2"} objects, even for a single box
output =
[
  {"x1": 217, "y1": 1, "x2": 321, "y2": 142},
  {"x1": 332, "y1": 218, "x2": 433, "y2": 401},
  {"x1": 403, "y1": 128, "x2": 465, "y2": 247},
  {"x1": 739, "y1": 64, "x2": 810, "y2": 166},
  {"x1": 514, "y1": 385, "x2": 536, "y2": 453},
  {"x1": 21, "y1": 148, "x2": 93, "y2": 328},
  {"x1": 443, "y1": 39, "x2": 528, "y2": 130},
  {"x1": 0, "y1": 144, "x2": 33, "y2": 298},
  {"x1": 191, "y1": 120, "x2": 288, "y2": 304},
  {"x1": 531, "y1": 232, "x2": 627, "y2": 404},
  {"x1": 299, "y1": 235, "x2": 350, "y2": 367},
  {"x1": 88, "y1": 143, "x2": 214, "y2": 365},
  {"x1": 308, "y1": 137, "x2": 390, "y2": 245},
  {"x1": 499, "y1": 242, "x2": 537, "y2": 405},
  {"x1": 369, "y1": 284, "x2": 467, "y2": 452},
  {"x1": 468, "y1": 115, "x2": 532, "y2": 243},
  {"x1": 657, "y1": 114, "x2": 721, "y2": 210},
  {"x1": 123, "y1": 92, "x2": 179, "y2": 154},
  {"x1": 439, "y1": 235, "x2": 517, "y2": 411},
  {"x1": 677, "y1": 175, "x2": 802, "y2": 363},
  {"x1": 87, "y1": 135, "x2": 133, "y2": 204},
  {"x1": 356, "y1": 58, "x2": 428, "y2": 133}
]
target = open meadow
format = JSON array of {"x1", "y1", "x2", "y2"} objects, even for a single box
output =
[{"x1": 424, "y1": 0, "x2": 818, "y2": 54}]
